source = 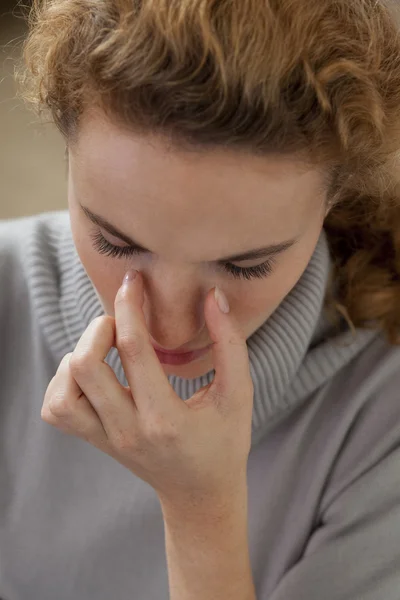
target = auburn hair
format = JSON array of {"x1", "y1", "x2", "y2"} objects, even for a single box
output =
[{"x1": 17, "y1": 0, "x2": 400, "y2": 344}]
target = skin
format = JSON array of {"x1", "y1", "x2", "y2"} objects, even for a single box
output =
[
  {"x1": 45, "y1": 107, "x2": 331, "y2": 598},
  {"x1": 68, "y1": 107, "x2": 329, "y2": 380}
]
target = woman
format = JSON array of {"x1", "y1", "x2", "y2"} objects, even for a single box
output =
[{"x1": 1, "y1": 0, "x2": 400, "y2": 597}]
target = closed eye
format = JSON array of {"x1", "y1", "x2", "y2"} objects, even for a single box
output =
[{"x1": 89, "y1": 230, "x2": 278, "y2": 281}]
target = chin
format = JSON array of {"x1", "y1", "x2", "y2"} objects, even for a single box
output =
[{"x1": 160, "y1": 355, "x2": 214, "y2": 380}]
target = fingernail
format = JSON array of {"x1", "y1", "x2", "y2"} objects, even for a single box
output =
[
  {"x1": 123, "y1": 269, "x2": 138, "y2": 286},
  {"x1": 214, "y1": 286, "x2": 230, "y2": 314}
]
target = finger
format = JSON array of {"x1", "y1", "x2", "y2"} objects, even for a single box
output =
[
  {"x1": 114, "y1": 270, "x2": 180, "y2": 418},
  {"x1": 69, "y1": 315, "x2": 139, "y2": 442},
  {"x1": 202, "y1": 287, "x2": 254, "y2": 412},
  {"x1": 42, "y1": 352, "x2": 109, "y2": 446}
]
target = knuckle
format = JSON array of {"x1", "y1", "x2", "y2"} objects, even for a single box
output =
[
  {"x1": 111, "y1": 430, "x2": 141, "y2": 454},
  {"x1": 47, "y1": 389, "x2": 71, "y2": 419},
  {"x1": 92, "y1": 315, "x2": 113, "y2": 331},
  {"x1": 117, "y1": 331, "x2": 144, "y2": 361},
  {"x1": 92, "y1": 315, "x2": 106, "y2": 326},
  {"x1": 69, "y1": 349, "x2": 96, "y2": 375},
  {"x1": 144, "y1": 416, "x2": 180, "y2": 446},
  {"x1": 56, "y1": 352, "x2": 73, "y2": 374},
  {"x1": 41, "y1": 403, "x2": 57, "y2": 424}
]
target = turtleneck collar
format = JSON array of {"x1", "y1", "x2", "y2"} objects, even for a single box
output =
[{"x1": 32, "y1": 212, "x2": 380, "y2": 447}]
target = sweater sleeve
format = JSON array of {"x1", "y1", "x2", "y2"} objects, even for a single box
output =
[
  {"x1": 269, "y1": 362, "x2": 400, "y2": 600},
  {"x1": 0, "y1": 212, "x2": 62, "y2": 367},
  {"x1": 0, "y1": 217, "x2": 30, "y2": 335}
]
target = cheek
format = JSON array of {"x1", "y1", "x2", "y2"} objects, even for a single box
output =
[
  {"x1": 233, "y1": 285, "x2": 281, "y2": 339},
  {"x1": 89, "y1": 262, "x2": 124, "y2": 316},
  {"x1": 236, "y1": 253, "x2": 314, "y2": 338}
]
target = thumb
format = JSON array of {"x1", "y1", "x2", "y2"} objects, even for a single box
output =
[{"x1": 204, "y1": 286, "x2": 254, "y2": 408}]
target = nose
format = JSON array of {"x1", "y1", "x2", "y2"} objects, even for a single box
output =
[{"x1": 143, "y1": 285, "x2": 208, "y2": 352}]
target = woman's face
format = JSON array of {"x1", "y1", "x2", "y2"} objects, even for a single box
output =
[{"x1": 68, "y1": 108, "x2": 328, "y2": 379}]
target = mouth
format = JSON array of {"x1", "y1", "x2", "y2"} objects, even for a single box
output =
[{"x1": 152, "y1": 344, "x2": 211, "y2": 366}]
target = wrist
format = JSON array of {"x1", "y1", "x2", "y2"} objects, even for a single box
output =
[
  {"x1": 160, "y1": 485, "x2": 248, "y2": 533},
  {"x1": 160, "y1": 486, "x2": 255, "y2": 600}
]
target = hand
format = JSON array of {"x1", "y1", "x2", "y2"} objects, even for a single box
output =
[{"x1": 42, "y1": 270, "x2": 254, "y2": 510}]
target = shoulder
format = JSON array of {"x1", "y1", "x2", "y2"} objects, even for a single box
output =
[
  {"x1": 0, "y1": 209, "x2": 70, "y2": 313},
  {"x1": 319, "y1": 332, "x2": 400, "y2": 512},
  {"x1": 0, "y1": 210, "x2": 70, "y2": 264},
  {"x1": 269, "y1": 336, "x2": 400, "y2": 599}
]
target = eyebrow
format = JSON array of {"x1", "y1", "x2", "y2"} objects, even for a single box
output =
[{"x1": 80, "y1": 203, "x2": 298, "y2": 263}]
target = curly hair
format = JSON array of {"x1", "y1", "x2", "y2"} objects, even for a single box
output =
[{"x1": 17, "y1": 0, "x2": 400, "y2": 345}]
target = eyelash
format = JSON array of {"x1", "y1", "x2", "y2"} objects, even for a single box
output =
[{"x1": 89, "y1": 230, "x2": 277, "y2": 281}]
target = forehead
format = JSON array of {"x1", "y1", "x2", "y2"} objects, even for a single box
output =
[{"x1": 70, "y1": 110, "x2": 327, "y2": 249}]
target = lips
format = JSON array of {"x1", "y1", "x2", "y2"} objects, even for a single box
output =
[
  {"x1": 152, "y1": 344, "x2": 208, "y2": 355},
  {"x1": 153, "y1": 345, "x2": 211, "y2": 365}
]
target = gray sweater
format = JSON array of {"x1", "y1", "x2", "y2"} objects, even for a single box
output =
[{"x1": 1, "y1": 210, "x2": 400, "y2": 600}]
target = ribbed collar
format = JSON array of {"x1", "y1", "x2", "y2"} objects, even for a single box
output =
[{"x1": 29, "y1": 211, "x2": 380, "y2": 447}]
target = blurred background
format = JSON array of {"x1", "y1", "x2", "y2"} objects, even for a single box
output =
[{"x1": 0, "y1": 0, "x2": 67, "y2": 220}]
